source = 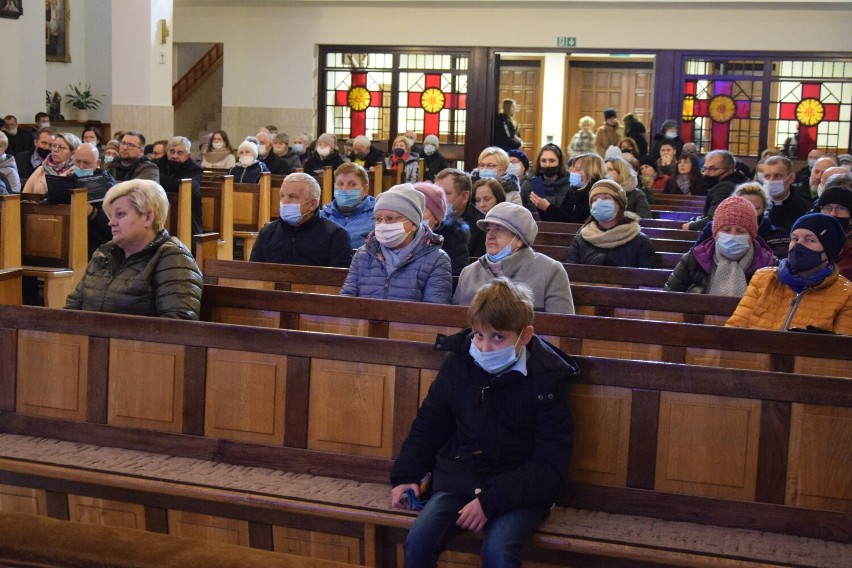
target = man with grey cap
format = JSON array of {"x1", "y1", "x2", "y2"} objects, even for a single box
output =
[
  {"x1": 453, "y1": 202, "x2": 574, "y2": 314},
  {"x1": 340, "y1": 183, "x2": 452, "y2": 303}
]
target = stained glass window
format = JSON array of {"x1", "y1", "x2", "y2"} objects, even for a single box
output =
[{"x1": 321, "y1": 48, "x2": 468, "y2": 146}]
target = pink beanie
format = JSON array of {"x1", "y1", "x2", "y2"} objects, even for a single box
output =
[
  {"x1": 413, "y1": 182, "x2": 447, "y2": 225},
  {"x1": 712, "y1": 195, "x2": 758, "y2": 240}
]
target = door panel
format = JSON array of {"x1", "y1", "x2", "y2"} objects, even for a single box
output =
[{"x1": 498, "y1": 59, "x2": 542, "y2": 156}]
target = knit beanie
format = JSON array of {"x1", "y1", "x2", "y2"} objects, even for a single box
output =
[
  {"x1": 639, "y1": 155, "x2": 657, "y2": 169},
  {"x1": 712, "y1": 196, "x2": 758, "y2": 240},
  {"x1": 423, "y1": 134, "x2": 440, "y2": 147},
  {"x1": 317, "y1": 132, "x2": 337, "y2": 149},
  {"x1": 476, "y1": 202, "x2": 538, "y2": 247},
  {"x1": 375, "y1": 183, "x2": 424, "y2": 225},
  {"x1": 238, "y1": 140, "x2": 258, "y2": 159},
  {"x1": 604, "y1": 108, "x2": 618, "y2": 120},
  {"x1": 604, "y1": 145, "x2": 623, "y2": 160},
  {"x1": 589, "y1": 179, "x2": 627, "y2": 210},
  {"x1": 413, "y1": 182, "x2": 447, "y2": 225},
  {"x1": 817, "y1": 186, "x2": 852, "y2": 214},
  {"x1": 507, "y1": 149, "x2": 530, "y2": 172},
  {"x1": 791, "y1": 213, "x2": 846, "y2": 263}
]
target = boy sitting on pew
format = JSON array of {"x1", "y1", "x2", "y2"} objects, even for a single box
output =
[{"x1": 391, "y1": 278, "x2": 578, "y2": 567}]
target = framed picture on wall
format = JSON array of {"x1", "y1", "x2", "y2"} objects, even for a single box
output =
[
  {"x1": 0, "y1": 1, "x2": 23, "y2": 19},
  {"x1": 46, "y1": 0, "x2": 70, "y2": 63}
]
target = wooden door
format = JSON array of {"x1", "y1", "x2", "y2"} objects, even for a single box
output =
[
  {"x1": 498, "y1": 58, "x2": 543, "y2": 156},
  {"x1": 563, "y1": 60, "x2": 654, "y2": 149}
]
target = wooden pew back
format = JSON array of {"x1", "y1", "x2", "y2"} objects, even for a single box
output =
[
  {"x1": 199, "y1": 175, "x2": 234, "y2": 262},
  {"x1": 163, "y1": 179, "x2": 193, "y2": 248},
  {"x1": 0, "y1": 304, "x2": 849, "y2": 544},
  {"x1": 0, "y1": 194, "x2": 21, "y2": 269}
]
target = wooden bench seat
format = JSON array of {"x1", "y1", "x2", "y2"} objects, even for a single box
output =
[
  {"x1": 535, "y1": 231, "x2": 694, "y2": 254},
  {"x1": 0, "y1": 305, "x2": 848, "y2": 566},
  {"x1": 0, "y1": 194, "x2": 22, "y2": 270},
  {"x1": 0, "y1": 268, "x2": 22, "y2": 305}
]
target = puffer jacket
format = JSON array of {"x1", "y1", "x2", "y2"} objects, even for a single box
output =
[
  {"x1": 0, "y1": 153, "x2": 21, "y2": 193},
  {"x1": 228, "y1": 160, "x2": 270, "y2": 184},
  {"x1": 726, "y1": 266, "x2": 852, "y2": 334},
  {"x1": 664, "y1": 237, "x2": 776, "y2": 294},
  {"x1": 320, "y1": 195, "x2": 376, "y2": 249},
  {"x1": 566, "y1": 224, "x2": 656, "y2": 268},
  {"x1": 390, "y1": 330, "x2": 577, "y2": 520},
  {"x1": 453, "y1": 247, "x2": 575, "y2": 314},
  {"x1": 339, "y1": 227, "x2": 452, "y2": 303},
  {"x1": 65, "y1": 230, "x2": 203, "y2": 319}
]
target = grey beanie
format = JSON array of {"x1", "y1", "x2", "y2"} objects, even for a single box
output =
[
  {"x1": 375, "y1": 183, "x2": 424, "y2": 225},
  {"x1": 477, "y1": 202, "x2": 538, "y2": 247}
]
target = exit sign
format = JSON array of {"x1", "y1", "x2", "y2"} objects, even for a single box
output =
[{"x1": 557, "y1": 37, "x2": 577, "y2": 48}]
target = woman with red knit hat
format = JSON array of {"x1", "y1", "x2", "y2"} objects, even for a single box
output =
[{"x1": 665, "y1": 195, "x2": 776, "y2": 295}]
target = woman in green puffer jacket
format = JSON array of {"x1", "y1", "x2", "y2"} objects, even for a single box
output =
[{"x1": 65, "y1": 179, "x2": 203, "y2": 319}]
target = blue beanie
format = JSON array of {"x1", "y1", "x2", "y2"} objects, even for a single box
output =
[
  {"x1": 791, "y1": 213, "x2": 846, "y2": 263},
  {"x1": 507, "y1": 149, "x2": 530, "y2": 172}
]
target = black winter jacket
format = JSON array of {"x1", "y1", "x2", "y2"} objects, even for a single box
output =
[
  {"x1": 249, "y1": 211, "x2": 353, "y2": 268},
  {"x1": 390, "y1": 330, "x2": 578, "y2": 519},
  {"x1": 157, "y1": 157, "x2": 203, "y2": 235},
  {"x1": 687, "y1": 171, "x2": 749, "y2": 231},
  {"x1": 566, "y1": 229, "x2": 656, "y2": 268},
  {"x1": 435, "y1": 213, "x2": 470, "y2": 276}
]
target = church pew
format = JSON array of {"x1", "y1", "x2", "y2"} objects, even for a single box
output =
[
  {"x1": 538, "y1": 218, "x2": 696, "y2": 235},
  {"x1": 164, "y1": 179, "x2": 194, "y2": 248},
  {"x1": 198, "y1": 284, "x2": 848, "y2": 377},
  {"x1": 232, "y1": 173, "x2": 272, "y2": 260},
  {"x1": 535, "y1": 244, "x2": 682, "y2": 268},
  {"x1": 0, "y1": 304, "x2": 848, "y2": 567},
  {"x1": 535, "y1": 231, "x2": 694, "y2": 254},
  {"x1": 198, "y1": 176, "x2": 234, "y2": 268},
  {"x1": 0, "y1": 194, "x2": 22, "y2": 269},
  {"x1": 653, "y1": 209, "x2": 695, "y2": 222},
  {"x1": 0, "y1": 268, "x2": 22, "y2": 305},
  {"x1": 201, "y1": 259, "x2": 673, "y2": 291},
  {"x1": 20, "y1": 188, "x2": 88, "y2": 308}
]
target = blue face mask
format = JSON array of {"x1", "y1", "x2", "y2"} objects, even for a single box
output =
[
  {"x1": 807, "y1": 159, "x2": 817, "y2": 170},
  {"x1": 485, "y1": 236, "x2": 516, "y2": 263},
  {"x1": 478, "y1": 168, "x2": 498, "y2": 179},
  {"x1": 590, "y1": 199, "x2": 618, "y2": 223},
  {"x1": 469, "y1": 335, "x2": 522, "y2": 375},
  {"x1": 788, "y1": 243, "x2": 825, "y2": 273},
  {"x1": 280, "y1": 202, "x2": 307, "y2": 226},
  {"x1": 74, "y1": 167, "x2": 94, "y2": 177},
  {"x1": 334, "y1": 188, "x2": 362, "y2": 208},
  {"x1": 293, "y1": 143, "x2": 305, "y2": 154},
  {"x1": 569, "y1": 171, "x2": 583, "y2": 186},
  {"x1": 715, "y1": 232, "x2": 751, "y2": 259}
]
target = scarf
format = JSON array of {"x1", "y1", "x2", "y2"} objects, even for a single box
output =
[
  {"x1": 579, "y1": 218, "x2": 641, "y2": 249},
  {"x1": 776, "y1": 259, "x2": 834, "y2": 294},
  {"x1": 707, "y1": 244, "x2": 754, "y2": 297},
  {"x1": 676, "y1": 174, "x2": 692, "y2": 194},
  {"x1": 203, "y1": 147, "x2": 233, "y2": 164},
  {"x1": 380, "y1": 226, "x2": 422, "y2": 271},
  {"x1": 621, "y1": 173, "x2": 638, "y2": 193},
  {"x1": 42, "y1": 155, "x2": 74, "y2": 176}
]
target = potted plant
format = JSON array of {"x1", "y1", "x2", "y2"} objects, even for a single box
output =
[{"x1": 64, "y1": 83, "x2": 103, "y2": 123}]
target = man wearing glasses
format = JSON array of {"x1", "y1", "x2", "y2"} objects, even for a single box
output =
[
  {"x1": 683, "y1": 150, "x2": 748, "y2": 231},
  {"x1": 156, "y1": 136, "x2": 203, "y2": 235},
  {"x1": 106, "y1": 131, "x2": 159, "y2": 183}
]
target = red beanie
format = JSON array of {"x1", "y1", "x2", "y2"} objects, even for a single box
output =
[{"x1": 712, "y1": 196, "x2": 758, "y2": 240}]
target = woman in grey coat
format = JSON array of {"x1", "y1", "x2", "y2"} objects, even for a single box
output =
[
  {"x1": 453, "y1": 202, "x2": 575, "y2": 314},
  {"x1": 340, "y1": 183, "x2": 452, "y2": 303}
]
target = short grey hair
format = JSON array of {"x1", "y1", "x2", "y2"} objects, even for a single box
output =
[
  {"x1": 705, "y1": 150, "x2": 735, "y2": 170},
  {"x1": 167, "y1": 136, "x2": 191, "y2": 152},
  {"x1": 57, "y1": 132, "x2": 82, "y2": 153},
  {"x1": 282, "y1": 172, "x2": 321, "y2": 201},
  {"x1": 256, "y1": 128, "x2": 273, "y2": 145},
  {"x1": 273, "y1": 132, "x2": 289, "y2": 145}
]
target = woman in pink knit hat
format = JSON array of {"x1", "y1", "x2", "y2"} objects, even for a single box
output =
[
  {"x1": 665, "y1": 195, "x2": 776, "y2": 295},
  {"x1": 414, "y1": 181, "x2": 470, "y2": 276}
]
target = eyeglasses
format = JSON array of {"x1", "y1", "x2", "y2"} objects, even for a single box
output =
[
  {"x1": 373, "y1": 214, "x2": 407, "y2": 224},
  {"x1": 50, "y1": 144, "x2": 70, "y2": 151},
  {"x1": 700, "y1": 165, "x2": 726, "y2": 174},
  {"x1": 120, "y1": 141, "x2": 141, "y2": 150},
  {"x1": 820, "y1": 204, "x2": 849, "y2": 215}
]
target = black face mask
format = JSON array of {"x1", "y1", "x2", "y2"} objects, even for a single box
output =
[
  {"x1": 703, "y1": 174, "x2": 720, "y2": 190},
  {"x1": 393, "y1": 147, "x2": 405, "y2": 158},
  {"x1": 36, "y1": 147, "x2": 51, "y2": 159},
  {"x1": 834, "y1": 215, "x2": 851, "y2": 233},
  {"x1": 539, "y1": 166, "x2": 559, "y2": 178},
  {"x1": 788, "y1": 244, "x2": 826, "y2": 273}
]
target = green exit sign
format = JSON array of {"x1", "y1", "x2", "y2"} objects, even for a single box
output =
[{"x1": 557, "y1": 37, "x2": 577, "y2": 48}]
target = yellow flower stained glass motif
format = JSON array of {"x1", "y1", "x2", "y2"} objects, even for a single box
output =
[
  {"x1": 420, "y1": 87, "x2": 445, "y2": 114},
  {"x1": 348, "y1": 86, "x2": 371, "y2": 112},
  {"x1": 795, "y1": 98, "x2": 825, "y2": 127},
  {"x1": 708, "y1": 95, "x2": 736, "y2": 123}
]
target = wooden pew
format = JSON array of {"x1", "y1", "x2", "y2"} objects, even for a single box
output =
[
  {"x1": 0, "y1": 305, "x2": 848, "y2": 567},
  {"x1": 20, "y1": 188, "x2": 88, "y2": 307},
  {"x1": 164, "y1": 179, "x2": 193, "y2": 248},
  {"x1": 535, "y1": 231, "x2": 694, "y2": 254},
  {"x1": 198, "y1": 175, "x2": 235, "y2": 269},
  {"x1": 232, "y1": 173, "x2": 272, "y2": 260},
  {"x1": 0, "y1": 194, "x2": 22, "y2": 269},
  {"x1": 537, "y1": 220, "x2": 699, "y2": 241},
  {"x1": 202, "y1": 259, "x2": 673, "y2": 291},
  {"x1": 535, "y1": 244, "x2": 682, "y2": 268},
  {"x1": 0, "y1": 268, "x2": 22, "y2": 305}
]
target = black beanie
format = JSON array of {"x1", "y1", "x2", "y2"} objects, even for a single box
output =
[
  {"x1": 817, "y1": 186, "x2": 852, "y2": 213},
  {"x1": 791, "y1": 213, "x2": 847, "y2": 263},
  {"x1": 604, "y1": 108, "x2": 618, "y2": 120}
]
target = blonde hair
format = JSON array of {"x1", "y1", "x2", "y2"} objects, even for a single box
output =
[
  {"x1": 605, "y1": 156, "x2": 633, "y2": 183},
  {"x1": 578, "y1": 116, "x2": 596, "y2": 129},
  {"x1": 392, "y1": 135, "x2": 410, "y2": 153},
  {"x1": 734, "y1": 182, "x2": 768, "y2": 210},
  {"x1": 104, "y1": 179, "x2": 169, "y2": 232},
  {"x1": 334, "y1": 162, "x2": 369, "y2": 189},
  {"x1": 573, "y1": 152, "x2": 605, "y2": 188},
  {"x1": 478, "y1": 146, "x2": 509, "y2": 171},
  {"x1": 468, "y1": 278, "x2": 534, "y2": 334}
]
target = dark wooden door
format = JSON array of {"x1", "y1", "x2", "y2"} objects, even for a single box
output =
[{"x1": 498, "y1": 58, "x2": 543, "y2": 156}]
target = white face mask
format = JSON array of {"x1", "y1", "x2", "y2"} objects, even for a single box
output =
[
  {"x1": 764, "y1": 179, "x2": 786, "y2": 200},
  {"x1": 211, "y1": 141, "x2": 224, "y2": 150},
  {"x1": 239, "y1": 154, "x2": 254, "y2": 167},
  {"x1": 423, "y1": 144, "x2": 436, "y2": 156},
  {"x1": 506, "y1": 163, "x2": 522, "y2": 177},
  {"x1": 374, "y1": 222, "x2": 410, "y2": 248},
  {"x1": 257, "y1": 144, "x2": 268, "y2": 156},
  {"x1": 406, "y1": 137, "x2": 416, "y2": 148},
  {"x1": 317, "y1": 146, "x2": 331, "y2": 158}
]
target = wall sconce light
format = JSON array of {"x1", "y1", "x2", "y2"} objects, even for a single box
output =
[{"x1": 158, "y1": 19, "x2": 170, "y2": 45}]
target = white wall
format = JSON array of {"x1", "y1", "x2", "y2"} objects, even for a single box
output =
[{"x1": 0, "y1": 6, "x2": 46, "y2": 122}]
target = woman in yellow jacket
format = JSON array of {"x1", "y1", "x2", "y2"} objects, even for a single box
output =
[{"x1": 727, "y1": 213, "x2": 852, "y2": 335}]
